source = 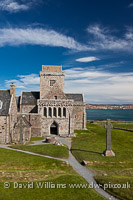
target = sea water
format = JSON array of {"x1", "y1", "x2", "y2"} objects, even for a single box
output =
[{"x1": 86, "y1": 109, "x2": 133, "y2": 121}]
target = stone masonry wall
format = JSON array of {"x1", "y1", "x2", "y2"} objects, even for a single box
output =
[
  {"x1": 38, "y1": 99, "x2": 74, "y2": 136},
  {"x1": 9, "y1": 95, "x2": 18, "y2": 142},
  {"x1": 42, "y1": 83, "x2": 67, "y2": 100},
  {"x1": 42, "y1": 65, "x2": 62, "y2": 72},
  {"x1": 20, "y1": 105, "x2": 37, "y2": 113},
  {"x1": 40, "y1": 71, "x2": 65, "y2": 99},
  {"x1": 73, "y1": 103, "x2": 86, "y2": 130},
  {"x1": 29, "y1": 114, "x2": 41, "y2": 137},
  {"x1": 18, "y1": 114, "x2": 42, "y2": 137},
  {"x1": 41, "y1": 118, "x2": 71, "y2": 137},
  {"x1": 0, "y1": 116, "x2": 8, "y2": 143},
  {"x1": 13, "y1": 126, "x2": 31, "y2": 143}
]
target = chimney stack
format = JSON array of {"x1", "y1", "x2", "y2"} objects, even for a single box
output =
[{"x1": 10, "y1": 84, "x2": 15, "y2": 96}]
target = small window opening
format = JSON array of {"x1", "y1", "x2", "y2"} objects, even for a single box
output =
[
  {"x1": 58, "y1": 107, "x2": 61, "y2": 117},
  {"x1": 63, "y1": 107, "x2": 66, "y2": 117},
  {"x1": 50, "y1": 80, "x2": 56, "y2": 86},
  {"x1": 48, "y1": 107, "x2": 52, "y2": 117}
]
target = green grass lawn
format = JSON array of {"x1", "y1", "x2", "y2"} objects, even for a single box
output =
[
  {"x1": 72, "y1": 122, "x2": 133, "y2": 200},
  {"x1": 10, "y1": 144, "x2": 69, "y2": 159},
  {"x1": 0, "y1": 148, "x2": 71, "y2": 182},
  {"x1": 112, "y1": 122, "x2": 133, "y2": 130},
  {"x1": 94, "y1": 120, "x2": 133, "y2": 130},
  {"x1": 0, "y1": 148, "x2": 105, "y2": 200},
  {"x1": 0, "y1": 175, "x2": 105, "y2": 200},
  {"x1": 30, "y1": 137, "x2": 44, "y2": 141}
]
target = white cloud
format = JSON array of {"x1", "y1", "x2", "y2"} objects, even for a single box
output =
[
  {"x1": 64, "y1": 68, "x2": 133, "y2": 104},
  {"x1": 125, "y1": 27, "x2": 133, "y2": 40},
  {"x1": 0, "y1": 0, "x2": 41, "y2": 13},
  {"x1": 0, "y1": 0, "x2": 29, "y2": 12},
  {"x1": 5, "y1": 68, "x2": 133, "y2": 103},
  {"x1": 0, "y1": 24, "x2": 132, "y2": 52},
  {"x1": 17, "y1": 74, "x2": 40, "y2": 85},
  {"x1": 0, "y1": 27, "x2": 90, "y2": 51},
  {"x1": 87, "y1": 25, "x2": 133, "y2": 52},
  {"x1": 5, "y1": 74, "x2": 40, "y2": 89},
  {"x1": 76, "y1": 56, "x2": 100, "y2": 62},
  {"x1": 128, "y1": 3, "x2": 133, "y2": 7}
]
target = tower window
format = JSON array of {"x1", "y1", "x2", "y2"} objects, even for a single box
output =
[
  {"x1": 58, "y1": 107, "x2": 61, "y2": 117},
  {"x1": 53, "y1": 107, "x2": 56, "y2": 117},
  {"x1": 44, "y1": 107, "x2": 47, "y2": 117},
  {"x1": 54, "y1": 96, "x2": 57, "y2": 100},
  {"x1": 48, "y1": 107, "x2": 52, "y2": 117},
  {"x1": 63, "y1": 107, "x2": 66, "y2": 117},
  {"x1": 50, "y1": 80, "x2": 56, "y2": 86}
]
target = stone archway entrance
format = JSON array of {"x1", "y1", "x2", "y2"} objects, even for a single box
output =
[{"x1": 50, "y1": 121, "x2": 59, "y2": 135}]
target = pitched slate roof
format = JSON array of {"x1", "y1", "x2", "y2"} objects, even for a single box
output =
[
  {"x1": 65, "y1": 93, "x2": 83, "y2": 102},
  {"x1": 21, "y1": 91, "x2": 83, "y2": 104},
  {"x1": 0, "y1": 90, "x2": 11, "y2": 116},
  {"x1": 21, "y1": 92, "x2": 40, "y2": 105}
]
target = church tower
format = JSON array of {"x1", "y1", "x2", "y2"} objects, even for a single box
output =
[{"x1": 40, "y1": 65, "x2": 65, "y2": 99}]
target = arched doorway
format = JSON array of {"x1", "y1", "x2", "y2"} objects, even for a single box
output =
[{"x1": 50, "y1": 121, "x2": 59, "y2": 135}]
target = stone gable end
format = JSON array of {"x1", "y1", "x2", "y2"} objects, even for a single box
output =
[{"x1": 43, "y1": 82, "x2": 67, "y2": 100}]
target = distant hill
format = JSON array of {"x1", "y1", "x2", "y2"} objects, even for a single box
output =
[{"x1": 86, "y1": 104, "x2": 133, "y2": 109}]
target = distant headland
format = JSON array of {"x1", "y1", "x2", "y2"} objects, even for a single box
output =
[{"x1": 86, "y1": 104, "x2": 133, "y2": 110}]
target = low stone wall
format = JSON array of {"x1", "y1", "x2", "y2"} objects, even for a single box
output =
[{"x1": 113, "y1": 127, "x2": 133, "y2": 132}]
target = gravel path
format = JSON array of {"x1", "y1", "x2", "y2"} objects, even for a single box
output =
[
  {"x1": 0, "y1": 138, "x2": 119, "y2": 200},
  {"x1": 56, "y1": 136, "x2": 118, "y2": 200}
]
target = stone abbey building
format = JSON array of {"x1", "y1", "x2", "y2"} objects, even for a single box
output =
[{"x1": 0, "y1": 65, "x2": 86, "y2": 144}]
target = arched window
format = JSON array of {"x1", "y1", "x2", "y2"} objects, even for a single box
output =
[
  {"x1": 48, "y1": 107, "x2": 52, "y2": 117},
  {"x1": 58, "y1": 107, "x2": 61, "y2": 117},
  {"x1": 63, "y1": 107, "x2": 66, "y2": 117},
  {"x1": 44, "y1": 107, "x2": 47, "y2": 117},
  {"x1": 53, "y1": 107, "x2": 56, "y2": 117}
]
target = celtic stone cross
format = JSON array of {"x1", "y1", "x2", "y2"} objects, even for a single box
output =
[{"x1": 103, "y1": 119, "x2": 115, "y2": 156}]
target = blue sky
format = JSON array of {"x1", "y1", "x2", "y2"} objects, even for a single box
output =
[{"x1": 0, "y1": 0, "x2": 133, "y2": 104}]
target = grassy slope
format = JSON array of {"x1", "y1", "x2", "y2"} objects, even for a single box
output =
[
  {"x1": 72, "y1": 122, "x2": 133, "y2": 200},
  {"x1": 10, "y1": 144, "x2": 69, "y2": 159},
  {"x1": 0, "y1": 148, "x2": 105, "y2": 200},
  {"x1": 0, "y1": 175, "x2": 105, "y2": 200},
  {"x1": 0, "y1": 148, "x2": 72, "y2": 182}
]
